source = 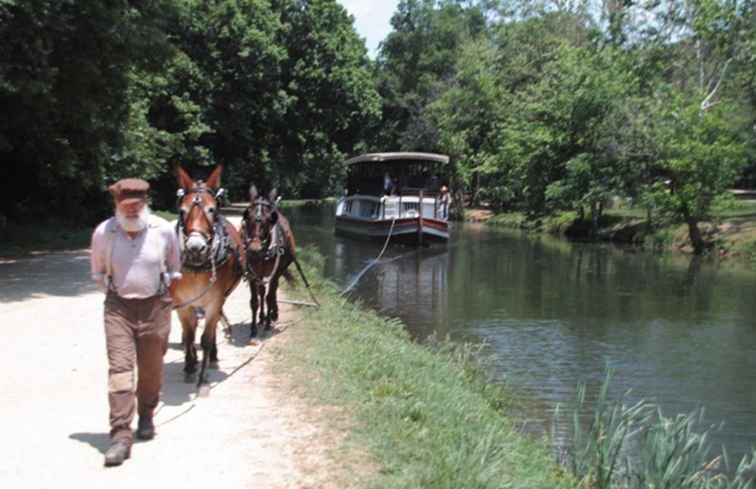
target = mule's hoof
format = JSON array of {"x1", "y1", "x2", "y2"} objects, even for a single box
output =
[
  {"x1": 209, "y1": 360, "x2": 220, "y2": 370},
  {"x1": 248, "y1": 339, "x2": 259, "y2": 346},
  {"x1": 197, "y1": 384, "x2": 211, "y2": 398}
]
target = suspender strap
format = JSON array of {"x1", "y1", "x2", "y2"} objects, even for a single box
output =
[{"x1": 105, "y1": 220, "x2": 118, "y2": 293}]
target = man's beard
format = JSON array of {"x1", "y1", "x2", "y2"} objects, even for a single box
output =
[{"x1": 116, "y1": 206, "x2": 151, "y2": 232}]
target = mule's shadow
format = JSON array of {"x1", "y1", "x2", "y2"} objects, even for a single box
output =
[
  {"x1": 160, "y1": 359, "x2": 230, "y2": 406},
  {"x1": 166, "y1": 319, "x2": 257, "y2": 351}
]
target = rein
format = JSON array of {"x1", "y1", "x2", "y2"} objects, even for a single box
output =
[{"x1": 172, "y1": 253, "x2": 217, "y2": 310}]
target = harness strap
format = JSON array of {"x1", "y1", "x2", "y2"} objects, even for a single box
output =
[
  {"x1": 105, "y1": 220, "x2": 118, "y2": 293},
  {"x1": 243, "y1": 221, "x2": 286, "y2": 284}
]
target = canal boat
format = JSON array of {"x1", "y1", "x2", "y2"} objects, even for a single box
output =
[{"x1": 335, "y1": 152, "x2": 451, "y2": 245}]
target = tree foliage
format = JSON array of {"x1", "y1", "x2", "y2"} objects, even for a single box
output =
[
  {"x1": 373, "y1": 0, "x2": 755, "y2": 253},
  {"x1": 0, "y1": 0, "x2": 379, "y2": 221},
  {"x1": 1, "y1": 0, "x2": 754, "y2": 255}
]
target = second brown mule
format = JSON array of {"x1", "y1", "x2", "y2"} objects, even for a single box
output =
[{"x1": 240, "y1": 185, "x2": 296, "y2": 338}]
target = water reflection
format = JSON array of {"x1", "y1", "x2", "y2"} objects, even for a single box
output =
[{"x1": 287, "y1": 205, "x2": 756, "y2": 464}]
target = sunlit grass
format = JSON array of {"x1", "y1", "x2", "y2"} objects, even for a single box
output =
[{"x1": 280, "y1": 247, "x2": 577, "y2": 489}]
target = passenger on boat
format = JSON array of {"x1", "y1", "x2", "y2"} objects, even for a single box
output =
[
  {"x1": 383, "y1": 172, "x2": 394, "y2": 196},
  {"x1": 440, "y1": 185, "x2": 451, "y2": 219}
]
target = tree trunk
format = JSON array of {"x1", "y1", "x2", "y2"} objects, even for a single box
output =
[
  {"x1": 471, "y1": 171, "x2": 480, "y2": 207},
  {"x1": 686, "y1": 217, "x2": 705, "y2": 255},
  {"x1": 590, "y1": 201, "x2": 600, "y2": 239}
]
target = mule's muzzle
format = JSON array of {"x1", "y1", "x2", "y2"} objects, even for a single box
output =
[
  {"x1": 249, "y1": 238, "x2": 263, "y2": 253},
  {"x1": 185, "y1": 233, "x2": 209, "y2": 258}
]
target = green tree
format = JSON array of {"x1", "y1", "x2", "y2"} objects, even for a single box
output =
[
  {"x1": 644, "y1": 91, "x2": 747, "y2": 254},
  {"x1": 373, "y1": 0, "x2": 489, "y2": 150},
  {"x1": 424, "y1": 39, "x2": 505, "y2": 208},
  {"x1": 267, "y1": 0, "x2": 381, "y2": 197},
  {"x1": 158, "y1": 0, "x2": 380, "y2": 199},
  {"x1": 0, "y1": 0, "x2": 175, "y2": 220}
]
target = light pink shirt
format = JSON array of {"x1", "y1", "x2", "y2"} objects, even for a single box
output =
[{"x1": 90, "y1": 215, "x2": 182, "y2": 298}]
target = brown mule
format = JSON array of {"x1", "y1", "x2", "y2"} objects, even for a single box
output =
[
  {"x1": 240, "y1": 185, "x2": 296, "y2": 338},
  {"x1": 171, "y1": 165, "x2": 244, "y2": 390}
]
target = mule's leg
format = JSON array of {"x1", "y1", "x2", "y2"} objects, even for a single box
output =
[
  {"x1": 209, "y1": 334, "x2": 219, "y2": 369},
  {"x1": 177, "y1": 307, "x2": 198, "y2": 382},
  {"x1": 208, "y1": 305, "x2": 220, "y2": 369},
  {"x1": 249, "y1": 280, "x2": 259, "y2": 338},
  {"x1": 198, "y1": 313, "x2": 221, "y2": 390},
  {"x1": 258, "y1": 283, "x2": 271, "y2": 331},
  {"x1": 220, "y1": 309, "x2": 232, "y2": 338},
  {"x1": 266, "y1": 276, "x2": 280, "y2": 324}
]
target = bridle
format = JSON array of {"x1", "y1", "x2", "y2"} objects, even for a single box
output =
[
  {"x1": 176, "y1": 185, "x2": 223, "y2": 244},
  {"x1": 243, "y1": 198, "x2": 276, "y2": 254},
  {"x1": 172, "y1": 184, "x2": 228, "y2": 310}
]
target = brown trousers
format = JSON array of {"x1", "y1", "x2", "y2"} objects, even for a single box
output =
[{"x1": 104, "y1": 292, "x2": 171, "y2": 445}]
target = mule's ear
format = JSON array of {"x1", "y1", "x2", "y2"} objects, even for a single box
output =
[
  {"x1": 176, "y1": 165, "x2": 194, "y2": 190},
  {"x1": 249, "y1": 184, "x2": 258, "y2": 202},
  {"x1": 269, "y1": 188, "x2": 278, "y2": 203},
  {"x1": 206, "y1": 165, "x2": 223, "y2": 189}
]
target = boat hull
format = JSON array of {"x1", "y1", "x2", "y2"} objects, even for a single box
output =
[{"x1": 335, "y1": 216, "x2": 449, "y2": 244}]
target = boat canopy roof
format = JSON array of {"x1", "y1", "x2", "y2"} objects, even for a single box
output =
[
  {"x1": 345, "y1": 152, "x2": 449, "y2": 166},
  {"x1": 344, "y1": 152, "x2": 450, "y2": 196}
]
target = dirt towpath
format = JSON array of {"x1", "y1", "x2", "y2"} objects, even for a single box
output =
[{"x1": 0, "y1": 217, "x2": 341, "y2": 488}]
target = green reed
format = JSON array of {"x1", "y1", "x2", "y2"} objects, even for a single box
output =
[{"x1": 559, "y1": 373, "x2": 756, "y2": 489}]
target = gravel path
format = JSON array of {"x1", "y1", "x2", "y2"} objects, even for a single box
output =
[{"x1": 0, "y1": 218, "x2": 339, "y2": 488}]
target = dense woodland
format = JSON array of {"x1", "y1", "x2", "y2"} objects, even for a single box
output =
[{"x1": 2, "y1": 0, "x2": 755, "y2": 253}]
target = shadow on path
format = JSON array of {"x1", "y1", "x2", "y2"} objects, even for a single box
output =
[
  {"x1": 0, "y1": 251, "x2": 97, "y2": 303},
  {"x1": 69, "y1": 432, "x2": 110, "y2": 455}
]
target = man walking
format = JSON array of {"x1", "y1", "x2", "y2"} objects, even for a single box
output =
[{"x1": 90, "y1": 178, "x2": 182, "y2": 467}]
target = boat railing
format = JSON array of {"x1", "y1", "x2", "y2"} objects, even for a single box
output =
[{"x1": 337, "y1": 194, "x2": 447, "y2": 221}]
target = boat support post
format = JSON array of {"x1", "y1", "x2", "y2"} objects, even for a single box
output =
[{"x1": 418, "y1": 190, "x2": 424, "y2": 247}]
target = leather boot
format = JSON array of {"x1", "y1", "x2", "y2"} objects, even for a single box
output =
[
  {"x1": 136, "y1": 416, "x2": 155, "y2": 440},
  {"x1": 104, "y1": 440, "x2": 131, "y2": 467}
]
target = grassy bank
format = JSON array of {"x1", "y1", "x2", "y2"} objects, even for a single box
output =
[
  {"x1": 470, "y1": 201, "x2": 756, "y2": 263},
  {"x1": 279, "y1": 248, "x2": 575, "y2": 489},
  {"x1": 0, "y1": 220, "x2": 93, "y2": 257},
  {"x1": 278, "y1": 197, "x2": 335, "y2": 209},
  {"x1": 0, "y1": 209, "x2": 179, "y2": 258}
]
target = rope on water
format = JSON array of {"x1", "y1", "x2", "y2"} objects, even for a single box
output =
[{"x1": 339, "y1": 215, "x2": 397, "y2": 297}]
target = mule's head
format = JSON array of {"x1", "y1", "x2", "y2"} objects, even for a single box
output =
[
  {"x1": 245, "y1": 185, "x2": 280, "y2": 254},
  {"x1": 176, "y1": 165, "x2": 225, "y2": 262}
]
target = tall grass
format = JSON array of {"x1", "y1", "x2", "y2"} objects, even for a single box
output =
[
  {"x1": 559, "y1": 372, "x2": 653, "y2": 489},
  {"x1": 559, "y1": 373, "x2": 756, "y2": 489}
]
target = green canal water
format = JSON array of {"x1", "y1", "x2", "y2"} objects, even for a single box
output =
[{"x1": 287, "y1": 204, "x2": 756, "y2": 462}]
